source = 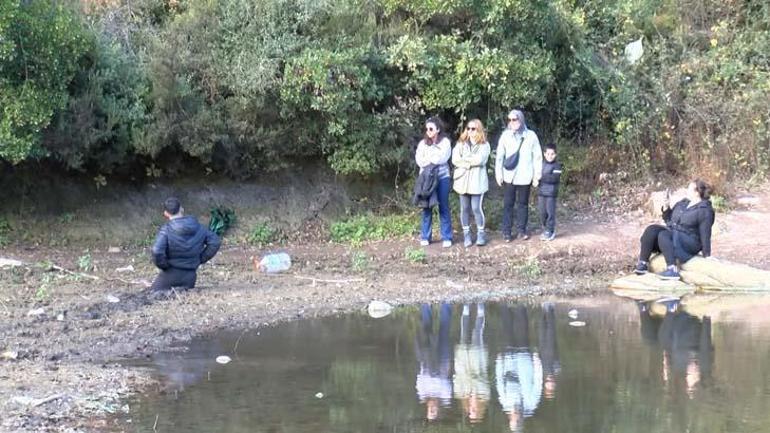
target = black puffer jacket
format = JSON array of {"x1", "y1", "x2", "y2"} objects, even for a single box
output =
[
  {"x1": 663, "y1": 199, "x2": 715, "y2": 260},
  {"x1": 538, "y1": 160, "x2": 562, "y2": 197},
  {"x1": 152, "y1": 216, "x2": 221, "y2": 270}
]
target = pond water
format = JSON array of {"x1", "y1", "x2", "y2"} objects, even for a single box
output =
[{"x1": 126, "y1": 295, "x2": 770, "y2": 433}]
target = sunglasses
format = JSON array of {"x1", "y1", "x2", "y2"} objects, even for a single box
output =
[{"x1": 465, "y1": 126, "x2": 477, "y2": 131}]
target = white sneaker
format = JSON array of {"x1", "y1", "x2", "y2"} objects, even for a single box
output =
[
  {"x1": 442, "y1": 240, "x2": 452, "y2": 248},
  {"x1": 420, "y1": 240, "x2": 430, "y2": 246}
]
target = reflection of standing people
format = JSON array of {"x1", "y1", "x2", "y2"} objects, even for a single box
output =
[
  {"x1": 415, "y1": 303, "x2": 453, "y2": 420},
  {"x1": 496, "y1": 304, "x2": 543, "y2": 432},
  {"x1": 453, "y1": 303, "x2": 490, "y2": 423},
  {"x1": 538, "y1": 303, "x2": 560, "y2": 400}
]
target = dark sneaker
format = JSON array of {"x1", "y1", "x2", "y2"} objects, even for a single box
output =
[
  {"x1": 540, "y1": 231, "x2": 549, "y2": 241},
  {"x1": 503, "y1": 234, "x2": 513, "y2": 242},
  {"x1": 518, "y1": 232, "x2": 530, "y2": 241},
  {"x1": 633, "y1": 261, "x2": 648, "y2": 275},
  {"x1": 545, "y1": 231, "x2": 556, "y2": 241},
  {"x1": 658, "y1": 268, "x2": 681, "y2": 280}
]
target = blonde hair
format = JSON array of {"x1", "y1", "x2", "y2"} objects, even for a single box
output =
[{"x1": 459, "y1": 119, "x2": 487, "y2": 144}]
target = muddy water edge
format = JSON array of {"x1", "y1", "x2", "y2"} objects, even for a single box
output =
[{"x1": 0, "y1": 241, "x2": 625, "y2": 433}]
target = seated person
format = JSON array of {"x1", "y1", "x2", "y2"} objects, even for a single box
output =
[
  {"x1": 634, "y1": 179, "x2": 715, "y2": 280},
  {"x1": 151, "y1": 197, "x2": 221, "y2": 292}
]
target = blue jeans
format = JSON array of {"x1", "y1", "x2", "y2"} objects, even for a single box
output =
[{"x1": 421, "y1": 177, "x2": 453, "y2": 241}]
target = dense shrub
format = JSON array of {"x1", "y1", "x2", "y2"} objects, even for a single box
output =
[{"x1": 0, "y1": 0, "x2": 768, "y2": 186}]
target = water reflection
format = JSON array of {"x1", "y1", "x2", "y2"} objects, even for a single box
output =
[
  {"x1": 496, "y1": 304, "x2": 542, "y2": 432},
  {"x1": 415, "y1": 303, "x2": 453, "y2": 420},
  {"x1": 638, "y1": 300, "x2": 714, "y2": 398},
  {"x1": 128, "y1": 297, "x2": 770, "y2": 433},
  {"x1": 454, "y1": 303, "x2": 490, "y2": 423}
]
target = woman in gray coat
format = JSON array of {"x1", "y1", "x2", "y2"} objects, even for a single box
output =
[{"x1": 495, "y1": 110, "x2": 542, "y2": 241}]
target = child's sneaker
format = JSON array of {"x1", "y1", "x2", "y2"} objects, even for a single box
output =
[
  {"x1": 633, "y1": 260, "x2": 649, "y2": 275},
  {"x1": 518, "y1": 232, "x2": 530, "y2": 241},
  {"x1": 442, "y1": 240, "x2": 452, "y2": 248},
  {"x1": 420, "y1": 239, "x2": 430, "y2": 247},
  {"x1": 545, "y1": 231, "x2": 556, "y2": 241},
  {"x1": 540, "y1": 231, "x2": 550, "y2": 241},
  {"x1": 658, "y1": 266, "x2": 681, "y2": 280}
]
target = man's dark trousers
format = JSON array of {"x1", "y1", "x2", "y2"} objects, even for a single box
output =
[{"x1": 151, "y1": 268, "x2": 197, "y2": 291}]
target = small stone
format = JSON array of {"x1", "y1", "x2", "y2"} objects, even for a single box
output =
[
  {"x1": 0, "y1": 258, "x2": 24, "y2": 268},
  {"x1": 569, "y1": 321, "x2": 586, "y2": 327},
  {"x1": 367, "y1": 300, "x2": 393, "y2": 319},
  {"x1": 115, "y1": 265, "x2": 134, "y2": 273},
  {"x1": 106, "y1": 295, "x2": 120, "y2": 303},
  {"x1": 26, "y1": 308, "x2": 46, "y2": 317},
  {"x1": 1, "y1": 350, "x2": 18, "y2": 360},
  {"x1": 108, "y1": 247, "x2": 121, "y2": 253},
  {"x1": 215, "y1": 355, "x2": 232, "y2": 364},
  {"x1": 568, "y1": 309, "x2": 579, "y2": 319},
  {"x1": 315, "y1": 392, "x2": 324, "y2": 399}
]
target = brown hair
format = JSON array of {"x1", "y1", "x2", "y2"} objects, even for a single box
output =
[{"x1": 693, "y1": 178, "x2": 712, "y2": 200}]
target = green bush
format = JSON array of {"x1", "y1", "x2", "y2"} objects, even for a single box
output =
[
  {"x1": 248, "y1": 222, "x2": 277, "y2": 246},
  {"x1": 330, "y1": 214, "x2": 416, "y2": 245},
  {"x1": 710, "y1": 195, "x2": 729, "y2": 213},
  {"x1": 0, "y1": 218, "x2": 11, "y2": 247},
  {"x1": 209, "y1": 207, "x2": 236, "y2": 236},
  {"x1": 404, "y1": 246, "x2": 427, "y2": 264},
  {"x1": 350, "y1": 251, "x2": 369, "y2": 272}
]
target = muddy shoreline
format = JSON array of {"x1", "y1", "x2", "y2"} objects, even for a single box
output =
[
  {"x1": 3, "y1": 186, "x2": 770, "y2": 432},
  {"x1": 1, "y1": 232, "x2": 630, "y2": 433}
]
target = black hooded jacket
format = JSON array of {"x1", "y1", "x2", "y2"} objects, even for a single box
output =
[
  {"x1": 663, "y1": 198, "x2": 715, "y2": 260},
  {"x1": 152, "y1": 216, "x2": 221, "y2": 270}
]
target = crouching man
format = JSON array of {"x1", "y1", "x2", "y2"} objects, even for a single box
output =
[{"x1": 150, "y1": 197, "x2": 221, "y2": 293}]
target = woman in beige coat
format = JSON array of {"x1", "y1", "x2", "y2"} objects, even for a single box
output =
[{"x1": 452, "y1": 119, "x2": 491, "y2": 247}]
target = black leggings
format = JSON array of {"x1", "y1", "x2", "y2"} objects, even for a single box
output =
[{"x1": 639, "y1": 225, "x2": 675, "y2": 266}]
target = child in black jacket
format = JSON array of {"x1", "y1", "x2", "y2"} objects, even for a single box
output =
[{"x1": 538, "y1": 143, "x2": 562, "y2": 241}]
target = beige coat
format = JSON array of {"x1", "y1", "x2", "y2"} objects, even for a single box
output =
[{"x1": 452, "y1": 140, "x2": 490, "y2": 195}]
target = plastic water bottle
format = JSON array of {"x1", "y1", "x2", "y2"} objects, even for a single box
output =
[{"x1": 257, "y1": 253, "x2": 291, "y2": 273}]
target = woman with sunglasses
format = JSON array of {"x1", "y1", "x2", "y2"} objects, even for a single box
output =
[
  {"x1": 415, "y1": 117, "x2": 453, "y2": 247},
  {"x1": 495, "y1": 110, "x2": 543, "y2": 241},
  {"x1": 452, "y1": 119, "x2": 491, "y2": 247}
]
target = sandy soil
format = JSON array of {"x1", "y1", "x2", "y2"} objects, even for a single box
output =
[{"x1": 2, "y1": 185, "x2": 770, "y2": 432}]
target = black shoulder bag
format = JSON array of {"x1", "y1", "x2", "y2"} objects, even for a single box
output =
[{"x1": 503, "y1": 134, "x2": 525, "y2": 170}]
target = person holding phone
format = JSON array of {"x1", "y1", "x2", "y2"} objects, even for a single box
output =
[{"x1": 633, "y1": 179, "x2": 716, "y2": 280}]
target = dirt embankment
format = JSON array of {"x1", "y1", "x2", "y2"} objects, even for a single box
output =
[{"x1": 2, "y1": 183, "x2": 770, "y2": 432}]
